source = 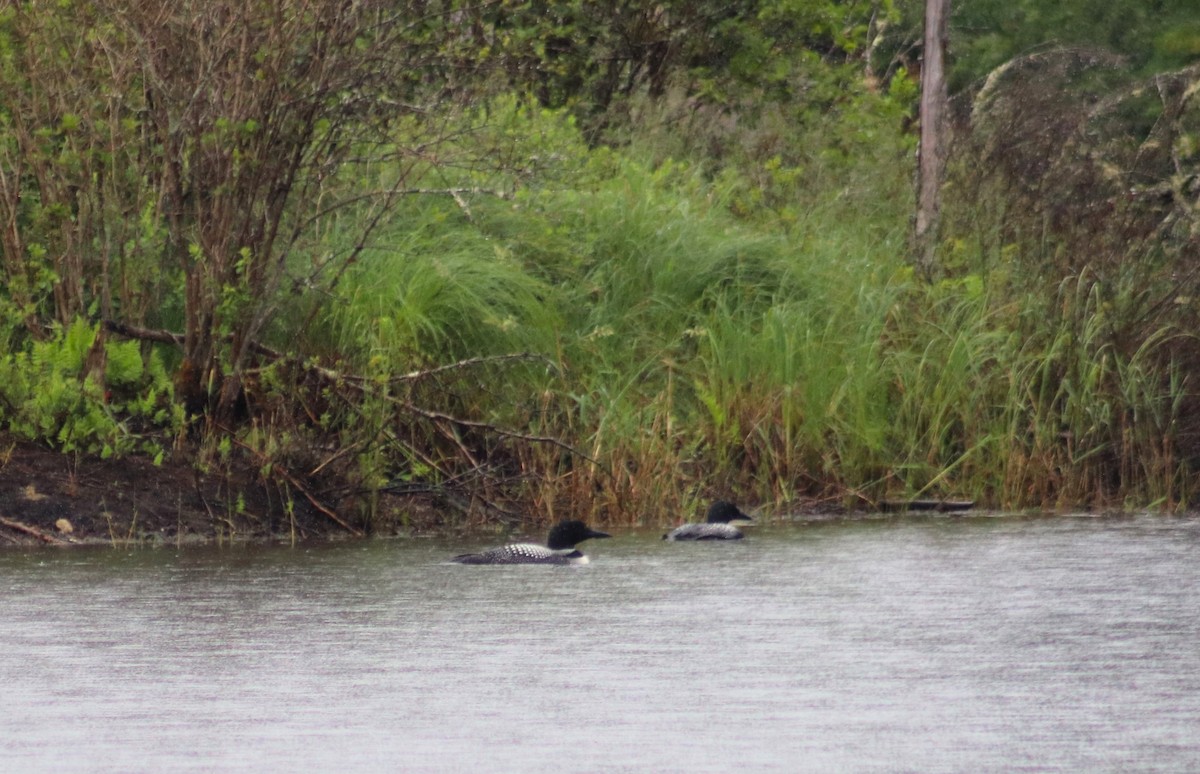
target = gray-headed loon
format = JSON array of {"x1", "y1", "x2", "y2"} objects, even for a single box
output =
[
  {"x1": 451, "y1": 520, "x2": 611, "y2": 565},
  {"x1": 663, "y1": 500, "x2": 753, "y2": 541}
]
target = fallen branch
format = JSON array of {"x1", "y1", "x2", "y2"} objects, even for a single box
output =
[
  {"x1": 103, "y1": 320, "x2": 554, "y2": 385},
  {"x1": 396, "y1": 398, "x2": 607, "y2": 475},
  {"x1": 391, "y1": 352, "x2": 557, "y2": 382},
  {"x1": 104, "y1": 320, "x2": 184, "y2": 347},
  {"x1": 0, "y1": 514, "x2": 69, "y2": 545},
  {"x1": 879, "y1": 499, "x2": 975, "y2": 513},
  {"x1": 294, "y1": 186, "x2": 511, "y2": 233},
  {"x1": 104, "y1": 319, "x2": 605, "y2": 489},
  {"x1": 226, "y1": 434, "x2": 363, "y2": 537},
  {"x1": 103, "y1": 319, "x2": 287, "y2": 362}
]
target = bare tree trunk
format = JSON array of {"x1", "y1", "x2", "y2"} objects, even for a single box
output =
[{"x1": 913, "y1": 0, "x2": 950, "y2": 282}]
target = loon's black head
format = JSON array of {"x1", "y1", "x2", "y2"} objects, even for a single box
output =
[
  {"x1": 545, "y1": 520, "x2": 611, "y2": 550},
  {"x1": 706, "y1": 500, "x2": 753, "y2": 524}
]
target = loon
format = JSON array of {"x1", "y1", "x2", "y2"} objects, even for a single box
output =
[
  {"x1": 451, "y1": 520, "x2": 611, "y2": 565},
  {"x1": 663, "y1": 500, "x2": 753, "y2": 541}
]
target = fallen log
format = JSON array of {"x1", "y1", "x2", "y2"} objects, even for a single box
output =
[
  {"x1": 880, "y1": 499, "x2": 976, "y2": 513},
  {"x1": 0, "y1": 514, "x2": 69, "y2": 545}
]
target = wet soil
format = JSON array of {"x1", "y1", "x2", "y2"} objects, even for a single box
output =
[{"x1": 0, "y1": 435, "x2": 434, "y2": 547}]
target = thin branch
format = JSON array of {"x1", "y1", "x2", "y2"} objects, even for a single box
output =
[
  {"x1": 226, "y1": 433, "x2": 363, "y2": 536},
  {"x1": 104, "y1": 320, "x2": 557, "y2": 385},
  {"x1": 395, "y1": 398, "x2": 606, "y2": 473},
  {"x1": 392, "y1": 352, "x2": 557, "y2": 382},
  {"x1": 280, "y1": 179, "x2": 514, "y2": 294}
]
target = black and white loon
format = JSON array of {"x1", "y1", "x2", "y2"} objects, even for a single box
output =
[
  {"x1": 451, "y1": 520, "x2": 611, "y2": 565},
  {"x1": 663, "y1": 500, "x2": 753, "y2": 541}
]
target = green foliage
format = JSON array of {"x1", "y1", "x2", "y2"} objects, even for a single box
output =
[
  {"x1": 325, "y1": 201, "x2": 562, "y2": 369},
  {"x1": 0, "y1": 320, "x2": 182, "y2": 457},
  {"x1": 887, "y1": 0, "x2": 1200, "y2": 92},
  {"x1": 469, "y1": 0, "x2": 897, "y2": 138},
  {"x1": 270, "y1": 86, "x2": 1200, "y2": 518},
  {"x1": 0, "y1": 0, "x2": 1196, "y2": 524}
]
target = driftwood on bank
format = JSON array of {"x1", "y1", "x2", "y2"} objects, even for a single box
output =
[
  {"x1": 879, "y1": 499, "x2": 975, "y2": 513},
  {"x1": 0, "y1": 514, "x2": 69, "y2": 545}
]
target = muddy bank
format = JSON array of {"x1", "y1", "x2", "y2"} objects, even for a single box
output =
[{"x1": 0, "y1": 436, "x2": 444, "y2": 547}]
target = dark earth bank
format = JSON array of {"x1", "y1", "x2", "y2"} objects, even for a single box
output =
[{"x1": 0, "y1": 435, "x2": 443, "y2": 547}]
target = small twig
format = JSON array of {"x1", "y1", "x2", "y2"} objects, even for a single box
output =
[
  {"x1": 308, "y1": 439, "x2": 365, "y2": 477},
  {"x1": 193, "y1": 467, "x2": 218, "y2": 524},
  {"x1": 449, "y1": 189, "x2": 473, "y2": 222},
  {"x1": 432, "y1": 417, "x2": 482, "y2": 470}
]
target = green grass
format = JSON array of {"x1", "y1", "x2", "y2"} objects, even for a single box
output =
[{"x1": 270, "y1": 99, "x2": 1200, "y2": 523}]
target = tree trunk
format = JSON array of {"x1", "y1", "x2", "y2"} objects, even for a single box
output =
[{"x1": 913, "y1": 0, "x2": 950, "y2": 282}]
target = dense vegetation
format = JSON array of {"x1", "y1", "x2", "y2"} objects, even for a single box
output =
[{"x1": 1, "y1": 0, "x2": 1198, "y2": 531}]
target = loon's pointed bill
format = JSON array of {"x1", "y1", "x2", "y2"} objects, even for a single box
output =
[
  {"x1": 452, "y1": 519, "x2": 611, "y2": 565},
  {"x1": 663, "y1": 500, "x2": 753, "y2": 541}
]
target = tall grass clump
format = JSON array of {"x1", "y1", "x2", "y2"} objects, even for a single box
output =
[
  {"x1": 689, "y1": 246, "x2": 911, "y2": 506},
  {"x1": 491, "y1": 159, "x2": 808, "y2": 521},
  {"x1": 475, "y1": 151, "x2": 933, "y2": 520},
  {"x1": 320, "y1": 200, "x2": 561, "y2": 370},
  {"x1": 278, "y1": 104, "x2": 1001, "y2": 522},
  {"x1": 273, "y1": 94, "x2": 1197, "y2": 528},
  {"x1": 933, "y1": 48, "x2": 1200, "y2": 509},
  {"x1": 861, "y1": 262, "x2": 1196, "y2": 512},
  {"x1": 989, "y1": 273, "x2": 1194, "y2": 509},
  {"x1": 265, "y1": 192, "x2": 566, "y2": 516}
]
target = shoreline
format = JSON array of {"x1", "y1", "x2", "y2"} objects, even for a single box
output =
[{"x1": 7, "y1": 437, "x2": 1129, "y2": 551}]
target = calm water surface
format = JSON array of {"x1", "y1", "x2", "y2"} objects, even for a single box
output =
[{"x1": 2, "y1": 514, "x2": 1199, "y2": 772}]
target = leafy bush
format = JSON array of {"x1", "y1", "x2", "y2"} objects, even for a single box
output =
[{"x1": 0, "y1": 320, "x2": 182, "y2": 459}]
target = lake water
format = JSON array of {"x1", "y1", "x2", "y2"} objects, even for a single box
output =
[{"x1": 2, "y1": 514, "x2": 1199, "y2": 772}]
